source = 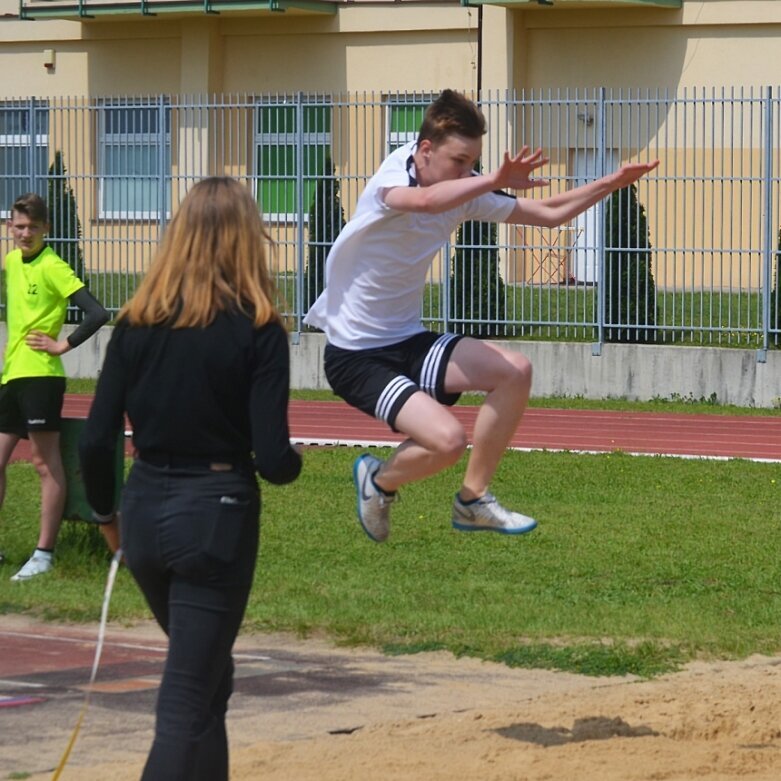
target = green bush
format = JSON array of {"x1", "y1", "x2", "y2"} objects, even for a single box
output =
[
  {"x1": 305, "y1": 154, "x2": 345, "y2": 313},
  {"x1": 47, "y1": 151, "x2": 85, "y2": 324},
  {"x1": 604, "y1": 184, "x2": 658, "y2": 343},
  {"x1": 449, "y1": 219, "x2": 507, "y2": 337},
  {"x1": 771, "y1": 227, "x2": 780, "y2": 347}
]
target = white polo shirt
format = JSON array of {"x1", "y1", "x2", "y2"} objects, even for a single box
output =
[{"x1": 304, "y1": 141, "x2": 516, "y2": 350}]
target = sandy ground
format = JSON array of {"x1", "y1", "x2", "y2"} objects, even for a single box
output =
[
  {"x1": 4, "y1": 615, "x2": 781, "y2": 781},
  {"x1": 228, "y1": 662, "x2": 781, "y2": 781}
]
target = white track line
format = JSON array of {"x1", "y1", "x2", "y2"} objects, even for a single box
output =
[{"x1": 291, "y1": 437, "x2": 781, "y2": 463}]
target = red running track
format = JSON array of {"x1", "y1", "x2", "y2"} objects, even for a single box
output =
[
  {"x1": 288, "y1": 400, "x2": 781, "y2": 462},
  {"x1": 6, "y1": 394, "x2": 777, "y2": 463}
]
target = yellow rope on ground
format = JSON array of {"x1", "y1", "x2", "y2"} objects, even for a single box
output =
[{"x1": 51, "y1": 549, "x2": 123, "y2": 780}]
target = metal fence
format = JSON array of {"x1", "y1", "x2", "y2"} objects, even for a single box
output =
[{"x1": 1, "y1": 88, "x2": 779, "y2": 352}]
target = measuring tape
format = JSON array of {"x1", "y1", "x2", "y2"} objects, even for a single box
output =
[{"x1": 51, "y1": 548, "x2": 124, "y2": 780}]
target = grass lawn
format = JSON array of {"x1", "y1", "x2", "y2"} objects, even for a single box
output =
[{"x1": 1, "y1": 446, "x2": 779, "y2": 679}]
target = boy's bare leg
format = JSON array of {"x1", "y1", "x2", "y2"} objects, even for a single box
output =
[
  {"x1": 373, "y1": 392, "x2": 468, "y2": 493},
  {"x1": 28, "y1": 431, "x2": 67, "y2": 550},
  {"x1": 444, "y1": 339, "x2": 532, "y2": 500},
  {"x1": 372, "y1": 339, "x2": 531, "y2": 497},
  {"x1": 0, "y1": 432, "x2": 21, "y2": 510}
]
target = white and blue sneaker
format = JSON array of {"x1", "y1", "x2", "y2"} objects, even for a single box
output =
[
  {"x1": 452, "y1": 493, "x2": 537, "y2": 535},
  {"x1": 11, "y1": 550, "x2": 54, "y2": 581},
  {"x1": 353, "y1": 453, "x2": 397, "y2": 543}
]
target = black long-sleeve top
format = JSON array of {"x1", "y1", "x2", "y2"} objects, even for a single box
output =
[
  {"x1": 67, "y1": 287, "x2": 110, "y2": 348},
  {"x1": 79, "y1": 309, "x2": 302, "y2": 515}
]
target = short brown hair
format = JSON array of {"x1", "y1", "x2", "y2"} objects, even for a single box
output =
[
  {"x1": 417, "y1": 90, "x2": 486, "y2": 147},
  {"x1": 11, "y1": 192, "x2": 48, "y2": 224}
]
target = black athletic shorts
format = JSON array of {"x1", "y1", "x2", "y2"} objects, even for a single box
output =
[
  {"x1": 324, "y1": 331, "x2": 463, "y2": 431},
  {"x1": 0, "y1": 376, "x2": 67, "y2": 436}
]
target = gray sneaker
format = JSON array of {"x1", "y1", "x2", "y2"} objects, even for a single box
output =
[
  {"x1": 11, "y1": 550, "x2": 54, "y2": 581},
  {"x1": 452, "y1": 493, "x2": 537, "y2": 535},
  {"x1": 353, "y1": 453, "x2": 396, "y2": 542}
]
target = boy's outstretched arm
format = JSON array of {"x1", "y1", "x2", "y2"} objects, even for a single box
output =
[
  {"x1": 507, "y1": 160, "x2": 660, "y2": 228},
  {"x1": 384, "y1": 146, "x2": 550, "y2": 215}
]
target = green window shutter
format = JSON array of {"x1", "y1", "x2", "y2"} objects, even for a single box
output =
[
  {"x1": 387, "y1": 102, "x2": 427, "y2": 153},
  {"x1": 257, "y1": 101, "x2": 331, "y2": 218}
]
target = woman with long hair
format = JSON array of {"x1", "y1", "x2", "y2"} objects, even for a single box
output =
[{"x1": 79, "y1": 177, "x2": 302, "y2": 781}]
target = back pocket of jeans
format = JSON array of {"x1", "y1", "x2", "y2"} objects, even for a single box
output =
[{"x1": 204, "y1": 494, "x2": 258, "y2": 564}]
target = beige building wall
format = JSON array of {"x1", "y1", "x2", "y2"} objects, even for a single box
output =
[
  {"x1": 1, "y1": 0, "x2": 780, "y2": 286},
  {"x1": 475, "y1": 0, "x2": 781, "y2": 290},
  {"x1": 478, "y1": 2, "x2": 781, "y2": 93},
  {"x1": 3, "y1": 1, "x2": 779, "y2": 114},
  {"x1": 0, "y1": 3, "x2": 480, "y2": 278},
  {"x1": 0, "y1": 6, "x2": 479, "y2": 99}
]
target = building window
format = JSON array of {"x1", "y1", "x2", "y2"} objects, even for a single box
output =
[
  {"x1": 255, "y1": 98, "x2": 331, "y2": 221},
  {"x1": 98, "y1": 100, "x2": 171, "y2": 220},
  {"x1": 386, "y1": 96, "x2": 430, "y2": 154},
  {"x1": 0, "y1": 102, "x2": 48, "y2": 217}
]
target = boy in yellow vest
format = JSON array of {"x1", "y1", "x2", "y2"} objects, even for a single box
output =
[{"x1": 2, "y1": 193, "x2": 109, "y2": 580}]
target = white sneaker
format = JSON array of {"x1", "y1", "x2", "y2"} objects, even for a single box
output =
[
  {"x1": 353, "y1": 453, "x2": 397, "y2": 543},
  {"x1": 11, "y1": 550, "x2": 54, "y2": 581},
  {"x1": 452, "y1": 493, "x2": 537, "y2": 535}
]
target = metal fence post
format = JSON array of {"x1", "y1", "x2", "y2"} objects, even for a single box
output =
[
  {"x1": 593, "y1": 87, "x2": 607, "y2": 356},
  {"x1": 758, "y1": 86, "x2": 774, "y2": 363},
  {"x1": 28, "y1": 98, "x2": 40, "y2": 192},
  {"x1": 293, "y1": 92, "x2": 305, "y2": 340},
  {"x1": 157, "y1": 95, "x2": 168, "y2": 237}
]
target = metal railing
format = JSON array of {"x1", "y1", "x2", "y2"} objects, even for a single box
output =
[{"x1": 0, "y1": 88, "x2": 779, "y2": 352}]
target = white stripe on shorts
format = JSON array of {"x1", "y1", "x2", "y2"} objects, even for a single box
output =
[
  {"x1": 375, "y1": 375, "x2": 416, "y2": 423},
  {"x1": 420, "y1": 333, "x2": 457, "y2": 397}
]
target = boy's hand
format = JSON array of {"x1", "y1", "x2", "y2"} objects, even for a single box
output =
[
  {"x1": 492, "y1": 147, "x2": 551, "y2": 192},
  {"x1": 610, "y1": 160, "x2": 660, "y2": 189},
  {"x1": 25, "y1": 330, "x2": 69, "y2": 356}
]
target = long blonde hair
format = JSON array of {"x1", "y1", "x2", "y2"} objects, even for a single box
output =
[{"x1": 121, "y1": 177, "x2": 279, "y2": 328}]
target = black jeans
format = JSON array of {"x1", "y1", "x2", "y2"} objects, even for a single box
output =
[{"x1": 120, "y1": 459, "x2": 260, "y2": 781}]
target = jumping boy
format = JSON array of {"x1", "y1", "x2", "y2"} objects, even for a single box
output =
[
  {"x1": 304, "y1": 89, "x2": 658, "y2": 542},
  {"x1": 2, "y1": 192, "x2": 109, "y2": 580}
]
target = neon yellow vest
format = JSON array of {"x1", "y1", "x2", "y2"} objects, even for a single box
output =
[{"x1": 2, "y1": 246, "x2": 84, "y2": 382}]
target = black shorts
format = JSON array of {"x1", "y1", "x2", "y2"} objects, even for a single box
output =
[
  {"x1": 324, "y1": 331, "x2": 463, "y2": 430},
  {"x1": 0, "y1": 376, "x2": 67, "y2": 436}
]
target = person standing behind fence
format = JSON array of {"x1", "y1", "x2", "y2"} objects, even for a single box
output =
[
  {"x1": 0, "y1": 193, "x2": 109, "y2": 580},
  {"x1": 79, "y1": 177, "x2": 302, "y2": 781},
  {"x1": 305, "y1": 89, "x2": 658, "y2": 543}
]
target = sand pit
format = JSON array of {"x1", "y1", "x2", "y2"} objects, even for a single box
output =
[{"x1": 8, "y1": 616, "x2": 779, "y2": 781}]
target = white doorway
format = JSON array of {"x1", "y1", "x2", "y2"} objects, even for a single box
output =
[{"x1": 572, "y1": 148, "x2": 618, "y2": 284}]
